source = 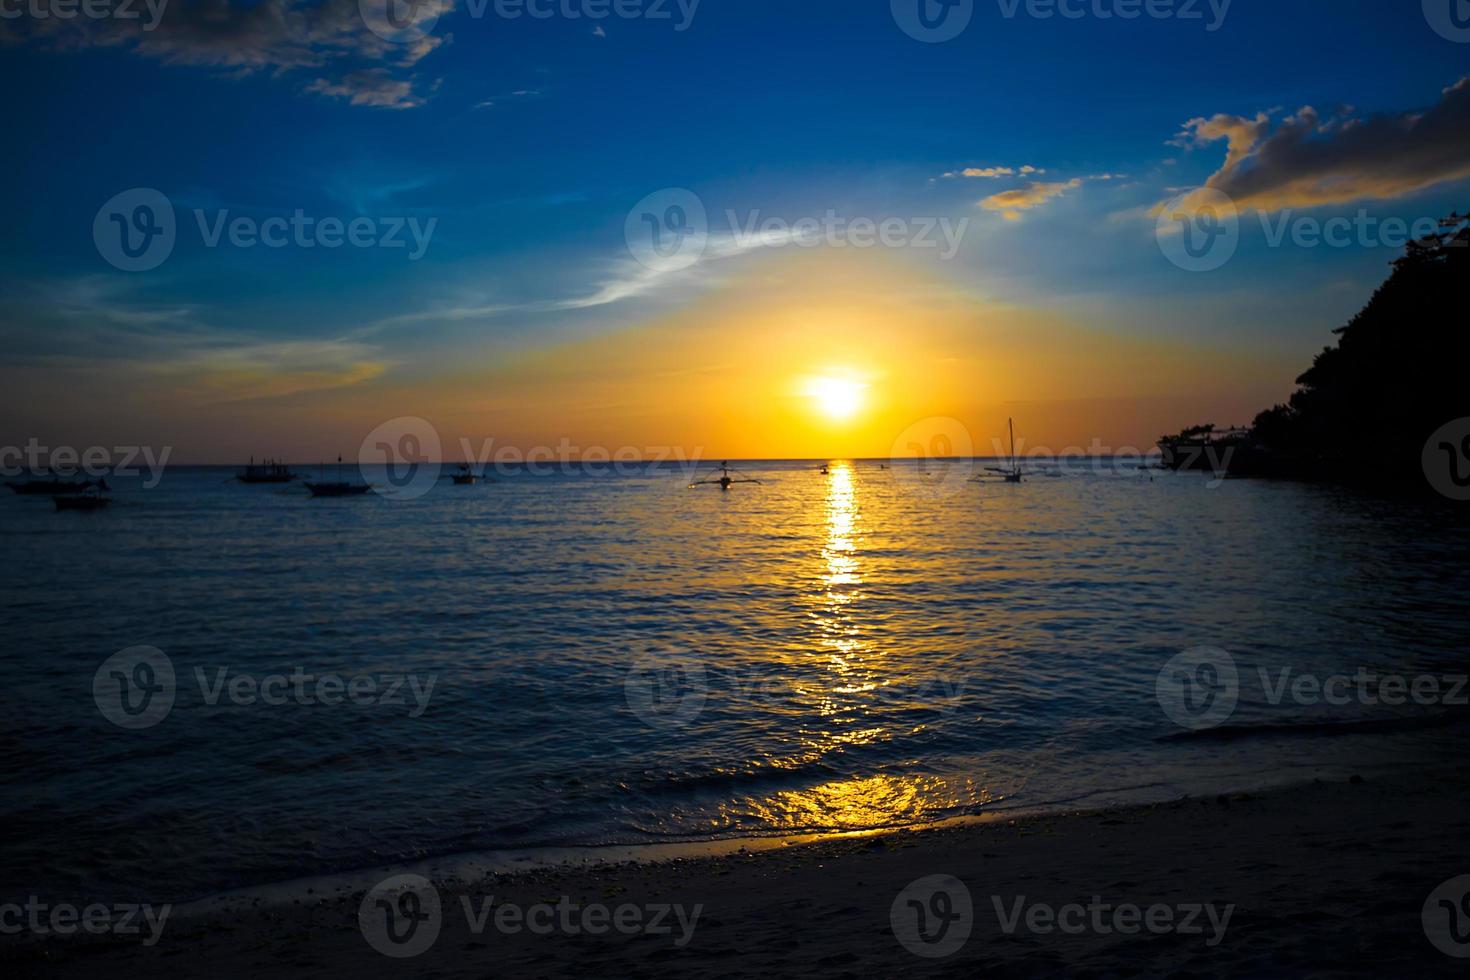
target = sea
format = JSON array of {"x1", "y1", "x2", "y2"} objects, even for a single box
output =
[{"x1": 3, "y1": 458, "x2": 1468, "y2": 904}]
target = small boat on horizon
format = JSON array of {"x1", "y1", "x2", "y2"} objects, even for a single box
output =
[
  {"x1": 446, "y1": 463, "x2": 494, "y2": 485},
  {"x1": 688, "y1": 462, "x2": 761, "y2": 491},
  {"x1": 233, "y1": 457, "x2": 297, "y2": 484},
  {"x1": 304, "y1": 456, "x2": 373, "y2": 498},
  {"x1": 53, "y1": 487, "x2": 112, "y2": 511}
]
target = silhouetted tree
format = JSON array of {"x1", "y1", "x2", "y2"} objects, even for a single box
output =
[{"x1": 1183, "y1": 212, "x2": 1469, "y2": 486}]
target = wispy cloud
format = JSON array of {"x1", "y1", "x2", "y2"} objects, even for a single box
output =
[
  {"x1": 306, "y1": 69, "x2": 428, "y2": 110},
  {"x1": 979, "y1": 178, "x2": 1084, "y2": 221},
  {"x1": 2, "y1": 276, "x2": 388, "y2": 402},
  {"x1": 473, "y1": 88, "x2": 543, "y2": 110},
  {"x1": 363, "y1": 224, "x2": 816, "y2": 335},
  {"x1": 942, "y1": 165, "x2": 1045, "y2": 179}
]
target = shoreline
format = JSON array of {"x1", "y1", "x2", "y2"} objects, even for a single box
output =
[{"x1": 15, "y1": 764, "x2": 1470, "y2": 977}]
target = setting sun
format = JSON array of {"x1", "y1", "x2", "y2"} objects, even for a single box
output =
[{"x1": 805, "y1": 376, "x2": 868, "y2": 421}]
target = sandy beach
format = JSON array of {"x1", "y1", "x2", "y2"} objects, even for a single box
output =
[{"x1": 10, "y1": 765, "x2": 1470, "y2": 978}]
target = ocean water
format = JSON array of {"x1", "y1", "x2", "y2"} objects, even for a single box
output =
[{"x1": 3, "y1": 459, "x2": 1468, "y2": 903}]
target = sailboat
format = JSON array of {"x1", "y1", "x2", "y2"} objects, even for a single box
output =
[
  {"x1": 233, "y1": 457, "x2": 296, "y2": 484},
  {"x1": 985, "y1": 418, "x2": 1024, "y2": 483},
  {"x1": 688, "y1": 462, "x2": 761, "y2": 491},
  {"x1": 304, "y1": 456, "x2": 373, "y2": 497}
]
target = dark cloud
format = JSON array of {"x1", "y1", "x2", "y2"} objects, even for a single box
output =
[
  {"x1": 1, "y1": 0, "x2": 451, "y2": 108},
  {"x1": 1173, "y1": 77, "x2": 1470, "y2": 210}
]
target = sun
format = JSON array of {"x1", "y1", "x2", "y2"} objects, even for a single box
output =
[{"x1": 805, "y1": 376, "x2": 867, "y2": 421}]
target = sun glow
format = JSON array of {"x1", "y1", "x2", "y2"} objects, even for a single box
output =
[{"x1": 806, "y1": 376, "x2": 867, "y2": 421}]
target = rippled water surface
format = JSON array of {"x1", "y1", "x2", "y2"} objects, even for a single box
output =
[{"x1": 3, "y1": 461, "x2": 1468, "y2": 901}]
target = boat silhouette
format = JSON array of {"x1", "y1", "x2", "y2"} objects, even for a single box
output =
[
  {"x1": 688, "y1": 462, "x2": 761, "y2": 491},
  {"x1": 304, "y1": 456, "x2": 373, "y2": 497},
  {"x1": 53, "y1": 487, "x2": 112, "y2": 511},
  {"x1": 233, "y1": 457, "x2": 297, "y2": 484}
]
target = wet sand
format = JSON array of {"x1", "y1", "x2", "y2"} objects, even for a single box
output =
[{"x1": 12, "y1": 766, "x2": 1470, "y2": 978}]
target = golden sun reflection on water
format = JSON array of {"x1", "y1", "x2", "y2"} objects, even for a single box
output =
[
  {"x1": 741, "y1": 774, "x2": 993, "y2": 832},
  {"x1": 710, "y1": 461, "x2": 1003, "y2": 834}
]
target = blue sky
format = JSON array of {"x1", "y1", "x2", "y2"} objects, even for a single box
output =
[{"x1": 2, "y1": 0, "x2": 1468, "y2": 458}]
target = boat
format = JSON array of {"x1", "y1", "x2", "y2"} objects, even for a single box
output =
[
  {"x1": 304, "y1": 456, "x2": 373, "y2": 498},
  {"x1": 234, "y1": 457, "x2": 296, "y2": 484},
  {"x1": 446, "y1": 463, "x2": 492, "y2": 485},
  {"x1": 7, "y1": 477, "x2": 106, "y2": 496},
  {"x1": 688, "y1": 462, "x2": 761, "y2": 491},
  {"x1": 819, "y1": 464, "x2": 830, "y2": 475},
  {"x1": 53, "y1": 487, "x2": 112, "y2": 511},
  {"x1": 984, "y1": 418, "x2": 1024, "y2": 483}
]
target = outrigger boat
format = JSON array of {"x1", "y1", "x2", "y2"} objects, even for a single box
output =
[
  {"x1": 688, "y1": 462, "x2": 761, "y2": 491},
  {"x1": 53, "y1": 487, "x2": 112, "y2": 511},
  {"x1": 7, "y1": 477, "x2": 107, "y2": 496},
  {"x1": 233, "y1": 457, "x2": 296, "y2": 484},
  {"x1": 304, "y1": 456, "x2": 373, "y2": 498}
]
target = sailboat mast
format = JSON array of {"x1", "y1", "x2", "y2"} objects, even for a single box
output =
[{"x1": 1009, "y1": 417, "x2": 1016, "y2": 473}]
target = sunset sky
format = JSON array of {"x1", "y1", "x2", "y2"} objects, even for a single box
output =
[{"x1": 3, "y1": 1, "x2": 1469, "y2": 461}]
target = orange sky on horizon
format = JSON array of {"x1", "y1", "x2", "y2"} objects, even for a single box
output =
[{"x1": 2, "y1": 251, "x2": 1295, "y2": 462}]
